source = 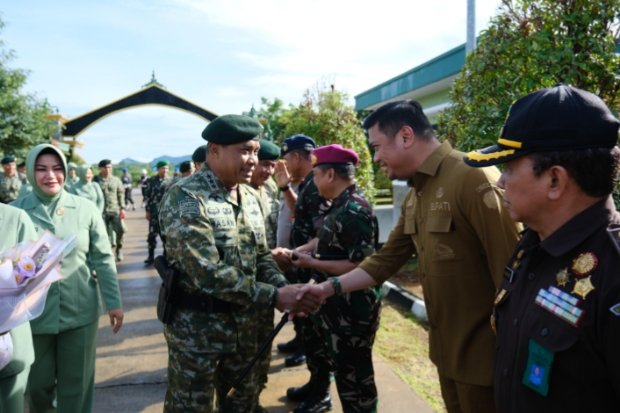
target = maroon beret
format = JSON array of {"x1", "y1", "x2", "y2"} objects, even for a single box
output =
[{"x1": 310, "y1": 144, "x2": 359, "y2": 167}]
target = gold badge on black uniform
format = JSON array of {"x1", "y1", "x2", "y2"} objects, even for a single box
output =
[
  {"x1": 571, "y1": 252, "x2": 598, "y2": 277},
  {"x1": 555, "y1": 268, "x2": 570, "y2": 287},
  {"x1": 573, "y1": 276, "x2": 595, "y2": 300}
]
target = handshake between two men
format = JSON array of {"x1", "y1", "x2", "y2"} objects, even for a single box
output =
[{"x1": 271, "y1": 247, "x2": 347, "y2": 318}]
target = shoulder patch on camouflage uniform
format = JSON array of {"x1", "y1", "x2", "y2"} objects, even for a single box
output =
[
  {"x1": 607, "y1": 225, "x2": 620, "y2": 256},
  {"x1": 179, "y1": 198, "x2": 200, "y2": 217}
]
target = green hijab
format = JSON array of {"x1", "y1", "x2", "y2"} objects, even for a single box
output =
[
  {"x1": 76, "y1": 165, "x2": 92, "y2": 183},
  {"x1": 26, "y1": 144, "x2": 68, "y2": 205}
]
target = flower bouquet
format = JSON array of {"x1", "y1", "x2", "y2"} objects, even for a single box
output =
[{"x1": 0, "y1": 230, "x2": 76, "y2": 334}]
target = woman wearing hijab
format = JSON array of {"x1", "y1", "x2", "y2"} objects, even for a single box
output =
[
  {"x1": 10, "y1": 144, "x2": 124, "y2": 413},
  {"x1": 68, "y1": 165, "x2": 105, "y2": 212},
  {"x1": 0, "y1": 204, "x2": 37, "y2": 412}
]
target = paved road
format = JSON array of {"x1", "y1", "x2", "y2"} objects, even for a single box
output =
[{"x1": 91, "y1": 190, "x2": 435, "y2": 413}]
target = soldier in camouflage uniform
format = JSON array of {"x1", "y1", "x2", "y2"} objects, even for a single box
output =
[
  {"x1": 291, "y1": 145, "x2": 381, "y2": 413},
  {"x1": 0, "y1": 156, "x2": 24, "y2": 204},
  {"x1": 246, "y1": 140, "x2": 286, "y2": 413},
  {"x1": 65, "y1": 162, "x2": 80, "y2": 191},
  {"x1": 98, "y1": 159, "x2": 126, "y2": 261},
  {"x1": 158, "y1": 115, "x2": 320, "y2": 413},
  {"x1": 144, "y1": 160, "x2": 172, "y2": 265},
  {"x1": 276, "y1": 135, "x2": 335, "y2": 413}
]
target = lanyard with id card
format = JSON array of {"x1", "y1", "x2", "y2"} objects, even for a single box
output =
[{"x1": 522, "y1": 339, "x2": 554, "y2": 396}]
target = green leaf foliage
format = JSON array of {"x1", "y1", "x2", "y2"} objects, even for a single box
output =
[
  {"x1": 278, "y1": 84, "x2": 376, "y2": 202},
  {"x1": 438, "y1": 0, "x2": 620, "y2": 154},
  {"x1": 0, "y1": 18, "x2": 57, "y2": 159}
]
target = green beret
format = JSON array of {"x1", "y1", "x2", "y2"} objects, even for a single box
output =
[
  {"x1": 1, "y1": 156, "x2": 15, "y2": 164},
  {"x1": 156, "y1": 159, "x2": 169, "y2": 168},
  {"x1": 17, "y1": 161, "x2": 25, "y2": 168},
  {"x1": 67, "y1": 162, "x2": 77, "y2": 170},
  {"x1": 98, "y1": 159, "x2": 112, "y2": 167},
  {"x1": 180, "y1": 160, "x2": 194, "y2": 173},
  {"x1": 258, "y1": 140, "x2": 280, "y2": 161},
  {"x1": 192, "y1": 145, "x2": 207, "y2": 163},
  {"x1": 201, "y1": 114, "x2": 262, "y2": 144}
]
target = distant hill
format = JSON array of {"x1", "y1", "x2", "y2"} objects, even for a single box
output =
[
  {"x1": 118, "y1": 155, "x2": 191, "y2": 165},
  {"x1": 151, "y1": 155, "x2": 191, "y2": 164},
  {"x1": 119, "y1": 158, "x2": 143, "y2": 165}
]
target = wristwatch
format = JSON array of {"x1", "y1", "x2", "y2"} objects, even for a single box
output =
[{"x1": 280, "y1": 183, "x2": 291, "y2": 192}]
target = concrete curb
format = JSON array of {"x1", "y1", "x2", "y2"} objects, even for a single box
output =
[{"x1": 382, "y1": 281, "x2": 428, "y2": 322}]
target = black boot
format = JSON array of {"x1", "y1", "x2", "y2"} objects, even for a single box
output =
[
  {"x1": 287, "y1": 380, "x2": 315, "y2": 402},
  {"x1": 116, "y1": 247, "x2": 123, "y2": 262},
  {"x1": 144, "y1": 248, "x2": 155, "y2": 265},
  {"x1": 285, "y1": 346, "x2": 306, "y2": 367},
  {"x1": 278, "y1": 336, "x2": 301, "y2": 353},
  {"x1": 293, "y1": 381, "x2": 333, "y2": 413}
]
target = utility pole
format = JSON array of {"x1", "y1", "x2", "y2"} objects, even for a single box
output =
[{"x1": 466, "y1": 0, "x2": 476, "y2": 53}]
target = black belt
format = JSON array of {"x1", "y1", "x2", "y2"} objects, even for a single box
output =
[{"x1": 175, "y1": 289, "x2": 242, "y2": 313}]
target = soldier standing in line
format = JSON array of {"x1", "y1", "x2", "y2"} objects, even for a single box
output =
[
  {"x1": 144, "y1": 160, "x2": 172, "y2": 265},
  {"x1": 121, "y1": 168, "x2": 136, "y2": 210},
  {"x1": 171, "y1": 161, "x2": 195, "y2": 185},
  {"x1": 192, "y1": 144, "x2": 207, "y2": 171},
  {"x1": 0, "y1": 156, "x2": 23, "y2": 204},
  {"x1": 158, "y1": 114, "x2": 320, "y2": 413},
  {"x1": 299, "y1": 100, "x2": 521, "y2": 413},
  {"x1": 246, "y1": 140, "x2": 291, "y2": 413},
  {"x1": 276, "y1": 135, "x2": 335, "y2": 413},
  {"x1": 17, "y1": 161, "x2": 27, "y2": 182},
  {"x1": 98, "y1": 159, "x2": 126, "y2": 262},
  {"x1": 65, "y1": 162, "x2": 80, "y2": 191},
  {"x1": 290, "y1": 145, "x2": 381, "y2": 413},
  {"x1": 139, "y1": 169, "x2": 149, "y2": 208}
]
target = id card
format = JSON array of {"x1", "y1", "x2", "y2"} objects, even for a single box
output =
[{"x1": 522, "y1": 339, "x2": 554, "y2": 396}]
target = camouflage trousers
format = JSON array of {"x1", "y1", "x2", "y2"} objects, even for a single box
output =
[
  {"x1": 164, "y1": 329, "x2": 257, "y2": 413},
  {"x1": 103, "y1": 212, "x2": 125, "y2": 248},
  {"x1": 325, "y1": 329, "x2": 378, "y2": 413},
  {"x1": 300, "y1": 318, "x2": 333, "y2": 382},
  {"x1": 253, "y1": 306, "x2": 274, "y2": 405},
  {"x1": 147, "y1": 216, "x2": 166, "y2": 250}
]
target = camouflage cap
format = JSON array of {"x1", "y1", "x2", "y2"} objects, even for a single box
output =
[
  {"x1": 201, "y1": 114, "x2": 262, "y2": 144},
  {"x1": 192, "y1": 145, "x2": 207, "y2": 163},
  {"x1": 258, "y1": 140, "x2": 280, "y2": 161},
  {"x1": 1, "y1": 156, "x2": 15, "y2": 164}
]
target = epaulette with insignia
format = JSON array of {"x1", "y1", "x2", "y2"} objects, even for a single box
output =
[{"x1": 607, "y1": 224, "x2": 620, "y2": 256}]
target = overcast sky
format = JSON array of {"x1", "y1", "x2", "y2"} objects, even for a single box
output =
[{"x1": 2, "y1": 0, "x2": 502, "y2": 164}]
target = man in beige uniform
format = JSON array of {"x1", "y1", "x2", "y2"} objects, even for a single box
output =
[{"x1": 300, "y1": 100, "x2": 521, "y2": 413}]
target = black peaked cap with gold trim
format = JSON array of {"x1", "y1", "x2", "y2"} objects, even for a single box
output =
[{"x1": 464, "y1": 84, "x2": 620, "y2": 167}]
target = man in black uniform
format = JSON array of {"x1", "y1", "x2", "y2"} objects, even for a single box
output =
[{"x1": 463, "y1": 84, "x2": 620, "y2": 412}]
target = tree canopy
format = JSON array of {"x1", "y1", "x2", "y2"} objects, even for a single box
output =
[
  {"x1": 0, "y1": 18, "x2": 57, "y2": 159},
  {"x1": 276, "y1": 84, "x2": 375, "y2": 201},
  {"x1": 438, "y1": 0, "x2": 620, "y2": 152}
]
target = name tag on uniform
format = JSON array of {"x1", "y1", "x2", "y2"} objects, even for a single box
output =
[
  {"x1": 206, "y1": 202, "x2": 236, "y2": 229},
  {"x1": 522, "y1": 339, "x2": 554, "y2": 396}
]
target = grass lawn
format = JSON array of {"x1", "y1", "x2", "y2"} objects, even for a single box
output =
[{"x1": 374, "y1": 303, "x2": 445, "y2": 413}]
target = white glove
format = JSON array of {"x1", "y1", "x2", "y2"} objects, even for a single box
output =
[{"x1": 0, "y1": 333, "x2": 14, "y2": 371}]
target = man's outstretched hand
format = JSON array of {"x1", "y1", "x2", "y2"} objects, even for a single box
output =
[
  {"x1": 276, "y1": 284, "x2": 321, "y2": 315},
  {"x1": 295, "y1": 282, "x2": 334, "y2": 305}
]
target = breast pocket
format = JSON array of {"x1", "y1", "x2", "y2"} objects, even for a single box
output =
[{"x1": 426, "y1": 211, "x2": 462, "y2": 261}]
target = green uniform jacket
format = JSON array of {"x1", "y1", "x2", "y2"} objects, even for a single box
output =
[
  {"x1": 99, "y1": 175, "x2": 124, "y2": 214},
  {"x1": 11, "y1": 191, "x2": 122, "y2": 334},
  {"x1": 144, "y1": 174, "x2": 172, "y2": 216},
  {"x1": 64, "y1": 175, "x2": 80, "y2": 191},
  {"x1": 0, "y1": 204, "x2": 37, "y2": 379},
  {"x1": 159, "y1": 163, "x2": 287, "y2": 353},
  {"x1": 17, "y1": 183, "x2": 33, "y2": 199},
  {"x1": 69, "y1": 166, "x2": 105, "y2": 213},
  {"x1": 0, "y1": 172, "x2": 23, "y2": 204}
]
